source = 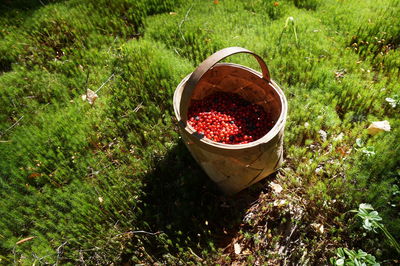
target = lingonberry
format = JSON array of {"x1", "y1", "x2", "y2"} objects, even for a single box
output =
[{"x1": 188, "y1": 92, "x2": 273, "y2": 144}]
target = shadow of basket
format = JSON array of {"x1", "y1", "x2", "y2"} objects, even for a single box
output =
[{"x1": 139, "y1": 140, "x2": 273, "y2": 260}]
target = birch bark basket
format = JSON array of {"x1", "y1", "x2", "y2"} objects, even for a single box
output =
[{"x1": 173, "y1": 47, "x2": 288, "y2": 195}]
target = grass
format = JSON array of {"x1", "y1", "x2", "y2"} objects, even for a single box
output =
[{"x1": 0, "y1": 0, "x2": 399, "y2": 264}]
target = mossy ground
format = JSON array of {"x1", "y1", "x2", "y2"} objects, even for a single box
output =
[{"x1": 0, "y1": 0, "x2": 399, "y2": 264}]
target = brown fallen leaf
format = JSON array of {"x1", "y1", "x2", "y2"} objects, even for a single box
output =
[
  {"x1": 367, "y1": 120, "x2": 391, "y2": 135},
  {"x1": 242, "y1": 249, "x2": 252, "y2": 255},
  {"x1": 311, "y1": 223, "x2": 324, "y2": 234},
  {"x1": 28, "y1": 173, "x2": 41, "y2": 179},
  {"x1": 81, "y1": 89, "x2": 98, "y2": 105},
  {"x1": 336, "y1": 146, "x2": 349, "y2": 157},
  {"x1": 16, "y1": 236, "x2": 35, "y2": 245}
]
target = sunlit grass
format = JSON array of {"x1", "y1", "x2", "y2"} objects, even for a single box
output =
[{"x1": 0, "y1": 0, "x2": 399, "y2": 264}]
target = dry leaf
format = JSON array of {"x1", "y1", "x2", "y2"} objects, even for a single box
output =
[
  {"x1": 311, "y1": 223, "x2": 324, "y2": 234},
  {"x1": 273, "y1": 199, "x2": 287, "y2": 207},
  {"x1": 242, "y1": 249, "x2": 252, "y2": 255},
  {"x1": 28, "y1": 173, "x2": 41, "y2": 179},
  {"x1": 367, "y1": 120, "x2": 391, "y2": 135},
  {"x1": 16, "y1": 236, "x2": 35, "y2": 245},
  {"x1": 214, "y1": 0, "x2": 219, "y2": 4},
  {"x1": 234, "y1": 243, "x2": 241, "y2": 254},
  {"x1": 270, "y1": 182, "x2": 283, "y2": 193},
  {"x1": 81, "y1": 89, "x2": 98, "y2": 105}
]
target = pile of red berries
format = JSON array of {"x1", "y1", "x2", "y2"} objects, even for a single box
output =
[{"x1": 187, "y1": 92, "x2": 273, "y2": 144}]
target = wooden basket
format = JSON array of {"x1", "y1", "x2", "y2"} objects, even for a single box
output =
[{"x1": 173, "y1": 47, "x2": 287, "y2": 195}]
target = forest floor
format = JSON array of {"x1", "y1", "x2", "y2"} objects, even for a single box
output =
[{"x1": 0, "y1": 0, "x2": 399, "y2": 264}]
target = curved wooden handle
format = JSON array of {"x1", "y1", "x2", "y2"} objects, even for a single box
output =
[{"x1": 179, "y1": 47, "x2": 271, "y2": 123}]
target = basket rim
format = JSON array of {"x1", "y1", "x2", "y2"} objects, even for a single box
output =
[{"x1": 173, "y1": 62, "x2": 288, "y2": 150}]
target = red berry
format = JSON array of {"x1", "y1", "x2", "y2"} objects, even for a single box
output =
[{"x1": 187, "y1": 92, "x2": 272, "y2": 144}]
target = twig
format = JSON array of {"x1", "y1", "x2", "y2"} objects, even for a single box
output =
[
  {"x1": 188, "y1": 247, "x2": 203, "y2": 261},
  {"x1": 133, "y1": 102, "x2": 143, "y2": 112},
  {"x1": 56, "y1": 241, "x2": 68, "y2": 265},
  {"x1": 173, "y1": 47, "x2": 181, "y2": 56},
  {"x1": 84, "y1": 70, "x2": 90, "y2": 89},
  {"x1": 107, "y1": 37, "x2": 119, "y2": 54},
  {"x1": 282, "y1": 216, "x2": 303, "y2": 256},
  {"x1": 114, "y1": 230, "x2": 162, "y2": 238},
  {"x1": 13, "y1": 246, "x2": 16, "y2": 265},
  {"x1": 89, "y1": 163, "x2": 114, "y2": 177},
  {"x1": 34, "y1": 253, "x2": 53, "y2": 264},
  {"x1": 285, "y1": 222, "x2": 299, "y2": 244},
  {"x1": 78, "y1": 247, "x2": 101, "y2": 253},
  {"x1": 178, "y1": 5, "x2": 193, "y2": 44},
  {"x1": 0, "y1": 115, "x2": 24, "y2": 137},
  {"x1": 94, "y1": 73, "x2": 115, "y2": 94},
  {"x1": 78, "y1": 249, "x2": 85, "y2": 264}
]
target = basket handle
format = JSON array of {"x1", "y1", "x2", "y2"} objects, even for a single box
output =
[{"x1": 179, "y1": 47, "x2": 271, "y2": 123}]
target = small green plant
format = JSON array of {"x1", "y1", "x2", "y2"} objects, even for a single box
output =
[
  {"x1": 330, "y1": 248, "x2": 379, "y2": 266},
  {"x1": 352, "y1": 204, "x2": 382, "y2": 232},
  {"x1": 330, "y1": 203, "x2": 400, "y2": 265},
  {"x1": 354, "y1": 139, "x2": 376, "y2": 157},
  {"x1": 278, "y1": 16, "x2": 299, "y2": 47},
  {"x1": 351, "y1": 204, "x2": 400, "y2": 254}
]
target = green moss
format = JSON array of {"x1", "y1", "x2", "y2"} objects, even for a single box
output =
[{"x1": 0, "y1": 0, "x2": 399, "y2": 264}]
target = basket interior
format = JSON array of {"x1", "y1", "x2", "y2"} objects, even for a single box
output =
[{"x1": 189, "y1": 64, "x2": 282, "y2": 126}]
